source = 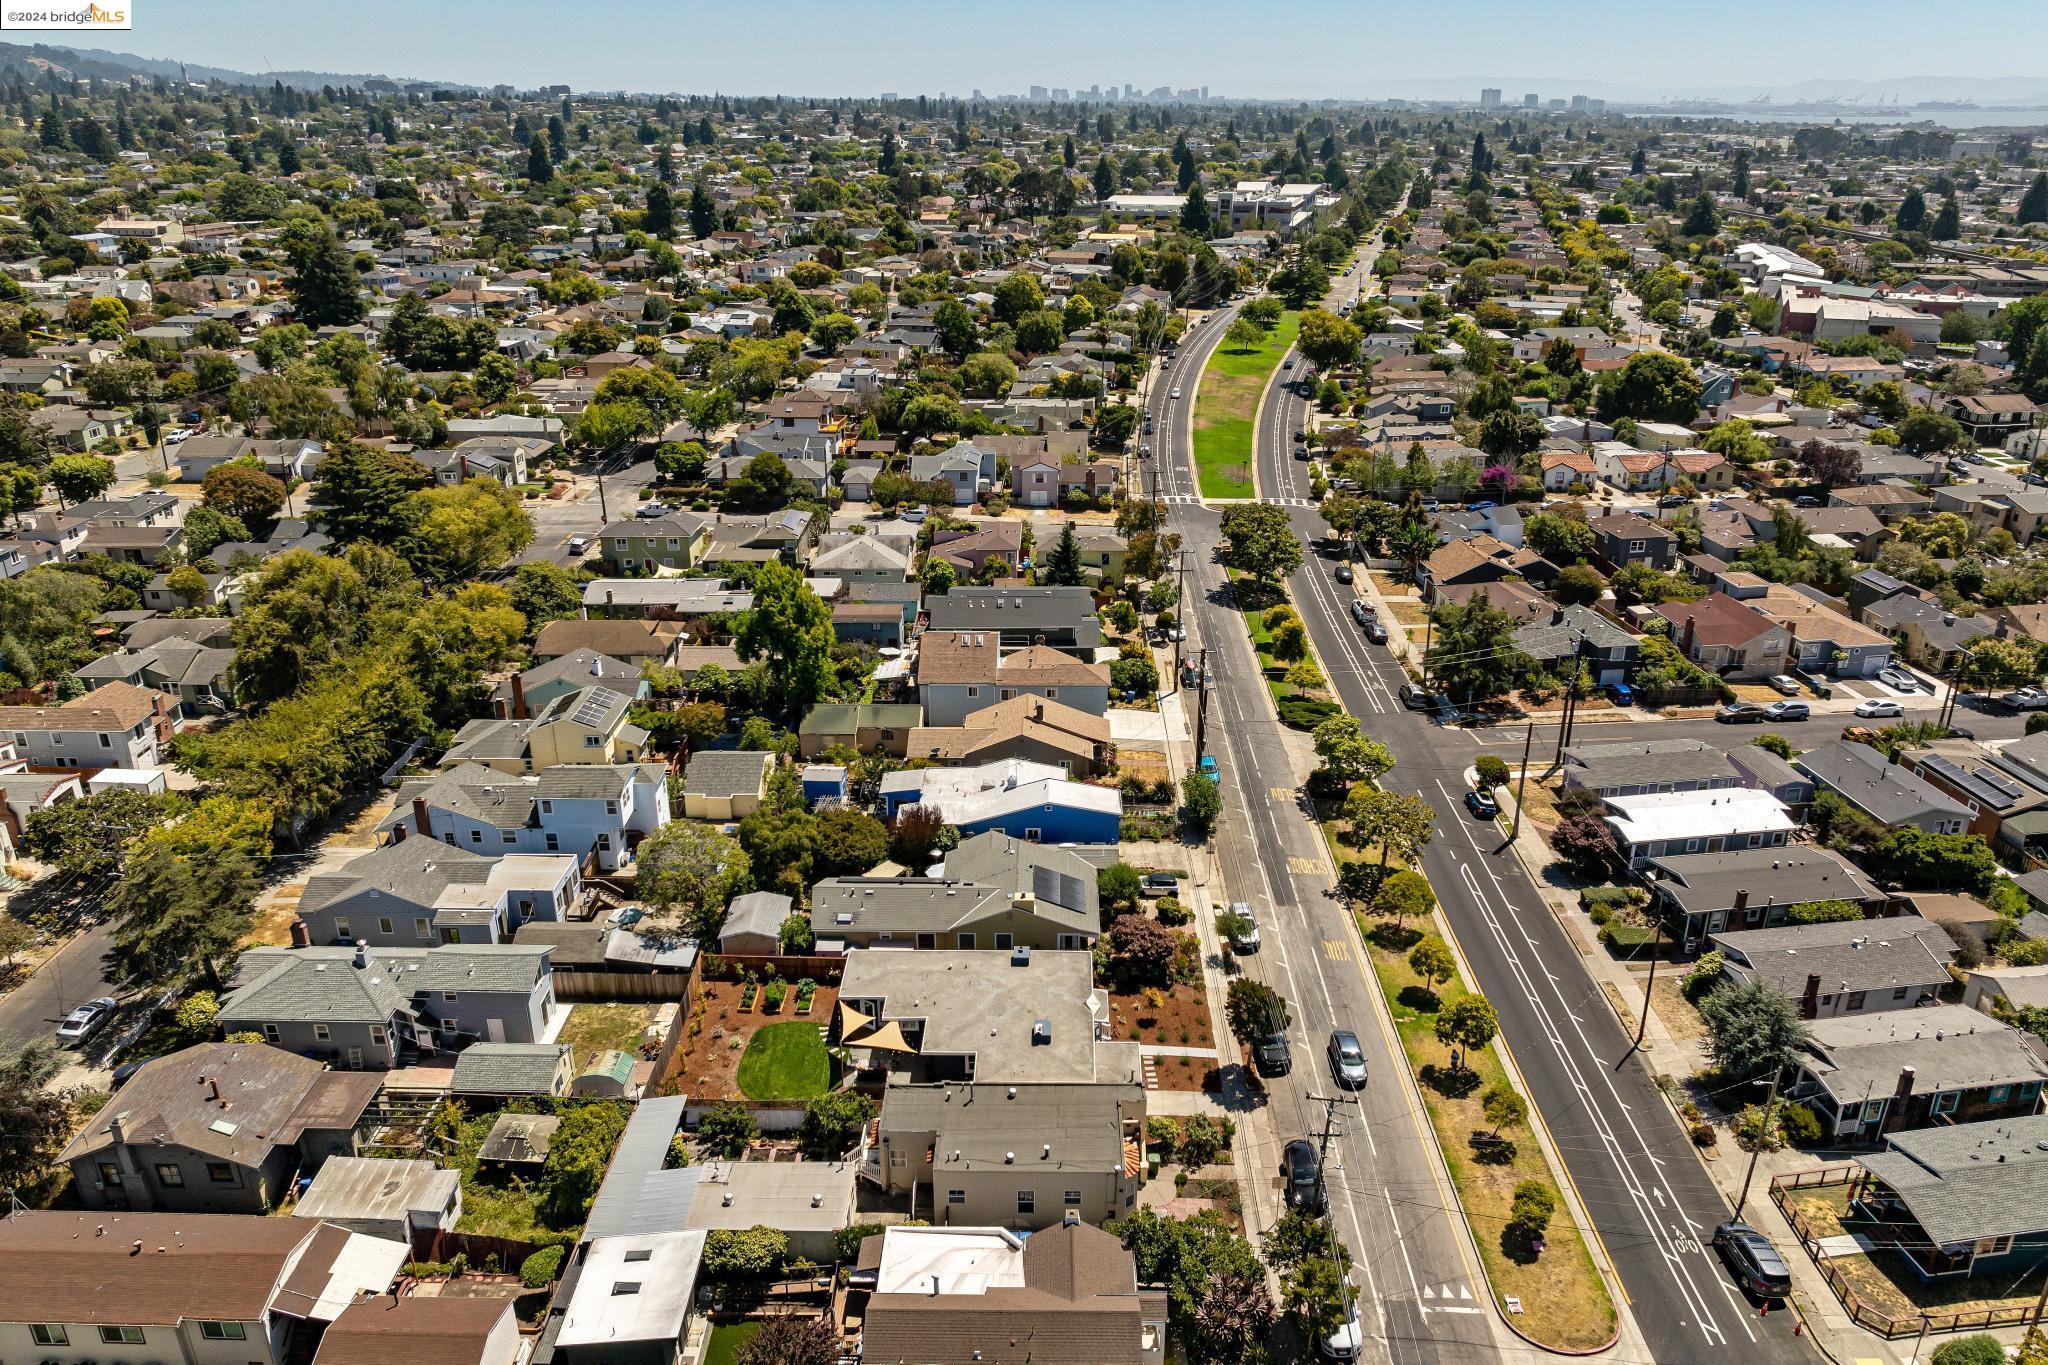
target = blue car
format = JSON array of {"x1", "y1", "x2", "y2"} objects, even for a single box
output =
[{"x1": 1603, "y1": 682, "x2": 1636, "y2": 707}]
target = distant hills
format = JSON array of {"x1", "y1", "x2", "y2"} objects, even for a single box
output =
[{"x1": 0, "y1": 40, "x2": 474, "y2": 92}]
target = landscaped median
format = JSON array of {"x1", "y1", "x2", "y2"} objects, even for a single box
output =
[
  {"x1": 1324, "y1": 818, "x2": 1621, "y2": 1353},
  {"x1": 1218, "y1": 567, "x2": 1619, "y2": 1350},
  {"x1": 1192, "y1": 309, "x2": 1299, "y2": 499}
]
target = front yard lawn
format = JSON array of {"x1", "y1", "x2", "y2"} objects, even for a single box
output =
[{"x1": 735, "y1": 1021, "x2": 830, "y2": 1101}]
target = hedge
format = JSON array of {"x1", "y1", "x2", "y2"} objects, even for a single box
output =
[
  {"x1": 1580, "y1": 885, "x2": 1647, "y2": 914},
  {"x1": 519, "y1": 1245, "x2": 566, "y2": 1288}
]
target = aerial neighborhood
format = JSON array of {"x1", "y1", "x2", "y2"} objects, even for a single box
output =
[{"x1": 6, "y1": 25, "x2": 2048, "y2": 1365}]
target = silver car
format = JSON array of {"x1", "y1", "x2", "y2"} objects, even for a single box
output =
[
  {"x1": 1327, "y1": 1030, "x2": 1367, "y2": 1088},
  {"x1": 57, "y1": 996, "x2": 118, "y2": 1046},
  {"x1": 1227, "y1": 901, "x2": 1261, "y2": 952}
]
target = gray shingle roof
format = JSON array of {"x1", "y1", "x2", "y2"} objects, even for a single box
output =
[
  {"x1": 1800, "y1": 1005, "x2": 2048, "y2": 1102},
  {"x1": 1710, "y1": 916, "x2": 1955, "y2": 997},
  {"x1": 1796, "y1": 742, "x2": 1973, "y2": 826},
  {"x1": 1857, "y1": 1114, "x2": 2048, "y2": 1246},
  {"x1": 449, "y1": 1043, "x2": 568, "y2": 1095},
  {"x1": 682, "y1": 749, "x2": 772, "y2": 800}
]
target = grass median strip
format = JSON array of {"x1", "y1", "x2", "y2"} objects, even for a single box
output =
[
  {"x1": 1326, "y1": 822, "x2": 1619, "y2": 1352},
  {"x1": 1192, "y1": 310, "x2": 1298, "y2": 499}
]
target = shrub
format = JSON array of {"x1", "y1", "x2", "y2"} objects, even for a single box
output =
[
  {"x1": 836, "y1": 1222, "x2": 888, "y2": 1263},
  {"x1": 519, "y1": 1245, "x2": 565, "y2": 1288},
  {"x1": 1276, "y1": 696, "x2": 1343, "y2": 730},
  {"x1": 1507, "y1": 1181, "x2": 1556, "y2": 1247},
  {"x1": 1155, "y1": 895, "x2": 1191, "y2": 926},
  {"x1": 1600, "y1": 921, "x2": 1659, "y2": 952},
  {"x1": 1733, "y1": 1104, "x2": 1784, "y2": 1152},
  {"x1": 1176, "y1": 1114, "x2": 1235, "y2": 1168},
  {"x1": 1474, "y1": 755, "x2": 1510, "y2": 788},
  {"x1": 698, "y1": 1101, "x2": 758, "y2": 1157},
  {"x1": 1681, "y1": 950, "x2": 1726, "y2": 1002},
  {"x1": 702, "y1": 1224, "x2": 789, "y2": 1279},
  {"x1": 1691, "y1": 1122, "x2": 1718, "y2": 1149},
  {"x1": 1778, "y1": 1102, "x2": 1825, "y2": 1148},
  {"x1": 797, "y1": 1090, "x2": 875, "y2": 1160},
  {"x1": 1579, "y1": 885, "x2": 1646, "y2": 914},
  {"x1": 1146, "y1": 1114, "x2": 1184, "y2": 1159},
  {"x1": 762, "y1": 979, "x2": 788, "y2": 1011},
  {"x1": 1931, "y1": 1335, "x2": 2008, "y2": 1365}
]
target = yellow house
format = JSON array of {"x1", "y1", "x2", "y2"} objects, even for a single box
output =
[{"x1": 443, "y1": 686, "x2": 652, "y2": 775}]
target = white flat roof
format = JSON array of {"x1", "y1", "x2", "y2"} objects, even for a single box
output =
[
  {"x1": 1606, "y1": 789, "x2": 1794, "y2": 845},
  {"x1": 557, "y1": 1230, "x2": 705, "y2": 1347},
  {"x1": 873, "y1": 1226, "x2": 1027, "y2": 1297}
]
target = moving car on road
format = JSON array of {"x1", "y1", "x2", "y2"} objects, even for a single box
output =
[
  {"x1": 57, "y1": 996, "x2": 118, "y2": 1046},
  {"x1": 1712, "y1": 1222, "x2": 1792, "y2": 1300},
  {"x1": 1334, "y1": 564, "x2": 1353, "y2": 584},
  {"x1": 1282, "y1": 1139, "x2": 1324, "y2": 1213},
  {"x1": 1327, "y1": 1030, "x2": 1367, "y2": 1088},
  {"x1": 1255, "y1": 1029, "x2": 1292, "y2": 1077}
]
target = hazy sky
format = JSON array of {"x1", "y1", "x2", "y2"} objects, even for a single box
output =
[{"x1": 101, "y1": 0, "x2": 2048, "y2": 99}]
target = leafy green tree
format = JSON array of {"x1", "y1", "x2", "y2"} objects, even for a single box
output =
[
  {"x1": 311, "y1": 443, "x2": 430, "y2": 545},
  {"x1": 1113, "y1": 1208, "x2": 1266, "y2": 1348},
  {"x1": 1218, "y1": 503, "x2": 1302, "y2": 587},
  {"x1": 637, "y1": 820, "x2": 752, "y2": 941},
  {"x1": 1483, "y1": 1082, "x2": 1528, "y2": 1136},
  {"x1": 1297, "y1": 307, "x2": 1362, "y2": 370},
  {"x1": 106, "y1": 831, "x2": 258, "y2": 990},
  {"x1": 1435, "y1": 994, "x2": 1498, "y2": 1074},
  {"x1": 1699, "y1": 979, "x2": 1809, "y2": 1085},
  {"x1": 1523, "y1": 512, "x2": 1594, "y2": 564},
  {"x1": 1045, "y1": 520, "x2": 1084, "y2": 586},
  {"x1": 24, "y1": 787, "x2": 187, "y2": 880},
  {"x1": 540, "y1": 1102, "x2": 628, "y2": 1227},
  {"x1": 1283, "y1": 1254, "x2": 1350, "y2": 1342},
  {"x1": 1312, "y1": 716, "x2": 1395, "y2": 787},
  {"x1": 698, "y1": 1101, "x2": 758, "y2": 1157},
  {"x1": 734, "y1": 562, "x2": 833, "y2": 710},
  {"x1": 47, "y1": 453, "x2": 114, "y2": 505},
  {"x1": 1409, "y1": 936, "x2": 1456, "y2": 991},
  {"x1": 797, "y1": 1090, "x2": 875, "y2": 1159},
  {"x1": 1181, "y1": 769, "x2": 1221, "y2": 838},
  {"x1": 1598, "y1": 352, "x2": 1703, "y2": 425},
  {"x1": 1346, "y1": 787, "x2": 1436, "y2": 888},
  {"x1": 1895, "y1": 186, "x2": 1927, "y2": 233},
  {"x1": 404, "y1": 479, "x2": 533, "y2": 581},
  {"x1": 0, "y1": 1043, "x2": 73, "y2": 1191},
  {"x1": 1958, "y1": 637, "x2": 2041, "y2": 693},
  {"x1": 1478, "y1": 409, "x2": 1545, "y2": 458},
  {"x1": 1682, "y1": 192, "x2": 1720, "y2": 237},
  {"x1": 1896, "y1": 406, "x2": 1967, "y2": 455},
  {"x1": 2019, "y1": 174, "x2": 2048, "y2": 227},
  {"x1": 285, "y1": 224, "x2": 367, "y2": 327},
  {"x1": 1427, "y1": 592, "x2": 1529, "y2": 705},
  {"x1": 509, "y1": 561, "x2": 585, "y2": 633},
  {"x1": 202, "y1": 463, "x2": 286, "y2": 527}
]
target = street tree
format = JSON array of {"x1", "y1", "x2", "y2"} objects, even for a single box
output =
[
  {"x1": 1435, "y1": 994, "x2": 1499, "y2": 1074},
  {"x1": 1482, "y1": 1082, "x2": 1528, "y2": 1136},
  {"x1": 1427, "y1": 593, "x2": 1530, "y2": 705},
  {"x1": 1311, "y1": 717, "x2": 1395, "y2": 787},
  {"x1": 1408, "y1": 936, "x2": 1456, "y2": 992},
  {"x1": 107, "y1": 832, "x2": 258, "y2": 990},
  {"x1": 1345, "y1": 786, "x2": 1437, "y2": 884},
  {"x1": 47, "y1": 453, "x2": 115, "y2": 505},
  {"x1": 0, "y1": 1043, "x2": 72, "y2": 1192},
  {"x1": 1297, "y1": 307, "x2": 1362, "y2": 371},
  {"x1": 1218, "y1": 503, "x2": 1302, "y2": 587}
]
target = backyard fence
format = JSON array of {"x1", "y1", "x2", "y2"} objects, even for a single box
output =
[
  {"x1": 699, "y1": 953, "x2": 846, "y2": 983},
  {"x1": 552, "y1": 967, "x2": 698, "y2": 1002},
  {"x1": 410, "y1": 1227, "x2": 545, "y2": 1272}
]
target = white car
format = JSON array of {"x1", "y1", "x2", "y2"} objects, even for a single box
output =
[
  {"x1": 57, "y1": 996, "x2": 118, "y2": 1045},
  {"x1": 1878, "y1": 667, "x2": 1921, "y2": 692},
  {"x1": 1170, "y1": 387, "x2": 1182, "y2": 400},
  {"x1": 1226, "y1": 901, "x2": 1261, "y2": 952},
  {"x1": 163, "y1": 429, "x2": 192, "y2": 445},
  {"x1": 1854, "y1": 698, "x2": 1904, "y2": 719},
  {"x1": 2001, "y1": 688, "x2": 2048, "y2": 711}
]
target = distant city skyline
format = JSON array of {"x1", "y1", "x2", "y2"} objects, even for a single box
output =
[{"x1": 92, "y1": 0, "x2": 2048, "y2": 101}]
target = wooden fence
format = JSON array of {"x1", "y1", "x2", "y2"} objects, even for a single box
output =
[
  {"x1": 699, "y1": 953, "x2": 846, "y2": 984},
  {"x1": 1770, "y1": 1167, "x2": 2044, "y2": 1340},
  {"x1": 410, "y1": 1226, "x2": 545, "y2": 1272},
  {"x1": 552, "y1": 967, "x2": 698, "y2": 1002}
]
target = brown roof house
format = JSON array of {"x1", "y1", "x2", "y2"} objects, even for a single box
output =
[
  {"x1": 855, "y1": 1221, "x2": 1166, "y2": 1365},
  {"x1": 0, "y1": 679, "x2": 173, "y2": 770},
  {"x1": 0, "y1": 1210, "x2": 412, "y2": 1365},
  {"x1": 310, "y1": 1295, "x2": 520, "y2": 1365},
  {"x1": 917, "y1": 632, "x2": 1110, "y2": 728},
  {"x1": 1655, "y1": 593, "x2": 1793, "y2": 681},
  {"x1": 61, "y1": 1042, "x2": 380, "y2": 1213},
  {"x1": 907, "y1": 692, "x2": 1112, "y2": 776}
]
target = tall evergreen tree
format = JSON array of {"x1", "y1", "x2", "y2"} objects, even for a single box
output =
[
  {"x1": 286, "y1": 226, "x2": 366, "y2": 326},
  {"x1": 1180, "y1": 176, "x2": 1211, "y2": 236},
  {"x1": 1896, "y1": 186, "x2": 1927, "y2": 233},
  {"x1": 2019, "y1": 172, "x2": 2048, "y2": 227},
  {"x1": 645, "y1": 182, "x2": 675, "y2": 239},
  {"x1": 689, "y1": 177, "x2": 717, "y2": 239},
  {"x1": 1932, "y1": 195, "x2": 1961, "y2": 240},
  {"x1": 526, "y1": 133, "x2": 553, "y2": 184}
]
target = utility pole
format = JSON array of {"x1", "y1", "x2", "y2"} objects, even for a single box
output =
[
  {"x1": 1552, "y1": 668, "x2": 1579, "y2": 769},
  {"x1": 1510, "y1": 719, "x2": 1535, "y2": 840},
  {"x1": 1194, "y1": 647, "x2": 1210, "y2": 762},
  {"x1": 1172, "y1": 549, "x2": 1188, "y2": 684},
  {"x1": 1734, "y1": 1067, "x2": 1781, "y2": 1218},
  {"x1": 1308, "y1": 1093, "x2": 1362, "y2": 1348},
  {"x1": 1635, "y1": 916, "x2": 1663, "y2": 1052}
]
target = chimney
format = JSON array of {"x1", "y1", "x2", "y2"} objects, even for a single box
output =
[
  {"x1": 207, "y1": 1077, "x2": 222, "y2": 1103},
  {"x1": 1062, "y1": 1209, "x2": 1081, "y2": 1227},
  {"x1": 1802, "y1": 973, "x2": 1821, "y2": 1019},
  {"x1": 1895, "y1": 1065, "x2": 1916, "y2": 1101},
  {"x1": 290, "y1": 919, "x2": 311, "y2": 949},
  {"x1": 412, "y1": 796, "x2": 432, "y2": 840},
  {"x1": 1733, "y1": 888, "x2": 1749, "y2": 915},
  {"x1": 353, "y1": 939, "x2": 371, "y2": 970},
  {"x1": 510, "y1": 671, "x2": 529, "y2": 720}
]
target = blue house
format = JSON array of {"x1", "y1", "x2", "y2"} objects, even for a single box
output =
[{"x1": 802, "y1": 764, "x2": 849, "y2": 808}]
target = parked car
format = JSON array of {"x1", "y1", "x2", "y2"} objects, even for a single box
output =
[
  {"x1": 1878, "y1": 666, "x2": 1921, "y2": 692},
  {"x1": 566, "y1": 535, "x2": 592, "y2": 556},
  {"x1": 1255, "y1": 1030, "x2": 1292, "y2": 1077},
  {"x1": 1658, "y1": 493, "x2": 1690, "y2": 508},
  {"x1": 1319, "y1": 1309, "x2": 1364, "y2": 1361},
  {"x1": 635, "y1": 501, "x2": 672, "y2": 519},
  {"x1": 1141, "y1": 873, "x2": 1179, "y2": 899},
  {"x1": 1327, "y1": 1030, "x2": 1367, "y2": 1088},
  {"x1": 2000, "y1": 688, "x2": 2048, "y2": 711},
  {"x1": 1763, "y1": 700, "x2": 1810, "y2": 722},
  {"x1": 1350, "y1": 599, "x2": 1373, "y2": 626},
  {"x1": 57, "y1": 996, "x2": 117, "y2": 1046},
  {"x1": 1465, "y1": 788, "x2": 1499, "y2": 819},
  {"x1": 1466, "y1": 500, "x2": 1496, "y2": 512},
  {"x1": 1399, "y1": 683, "x2": 1450, "y2": 714},
  {"x1": 1335, "y1": 564, "x2": 1354, "y2": 584},
  {"x1": 1226, "y1": 901, "x2": 1261, "y2": 952},
  {"x1": 1365, "y1": 619, "x2": 1389, "y2": 646},
  {"x1": 900, "y1": 507, "x2": 928, "y2": 524},
  {"x1": 1854, "y1": 698, "x2": 1904, "y2": 719},
  {"x1": 1603, "y1": 681, "x2": 1637, "y2": 707},
  {"x1": 1717, "y1": 702, "x2": 1768, "y2": 724},
  {"x1": 1794, "y1": 494, "x2": 1823, "y2": 508},
  {"x1": 1712, "y1": 1222, "x2": 1792, "y2": 1300},
  {"x1": 1281, "y1": 1138, "x2": 1324, "y2": 1212},
  {"x1": 1767, "y1": 674, "x2": 1802, "y2": 696}
]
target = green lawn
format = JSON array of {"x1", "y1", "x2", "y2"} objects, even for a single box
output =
[
  {"x1": 735, "y1": 1022, "x2": 830, "y2": 1101},
  {"x1": 554, "y1": 1002, "x2": 659, "y2": 1070},
  {"x1": 701, "y1": 1321, "x2": 760, "y2": 1365},
  {"x1": 1191, "y1": 310, "x2": 1299, "y2": 499}
]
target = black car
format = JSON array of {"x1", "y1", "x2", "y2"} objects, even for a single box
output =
[
  {"x1": 1712, "y1": 1221, "x2": 1792, "y2": 1299},
  {"x1": 1282, "y1": 1139, "x2": 1325, "y2": 1213},
  {"x1": 1465, "y1": 788, "x2": 1499, "y2": 819},
  {"x1": 1334, "y1": 565, "x2": 1353, "y2": 584},
  {"x1": 1255, "y1": 1031, "x2": 1293, "y2": 1077},
  {"x1": 1716, "y1": 702, "x2": 1768, "y2": 724}
]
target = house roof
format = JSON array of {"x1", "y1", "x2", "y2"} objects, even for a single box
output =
[
  {"x1": 1604, "y1": 788, "x2": 1794, "y2": 846},
  {"x1": 0, "y1": 1212, "x2": 391, "y2": 1328},
  {"x1": 925, "y1": 586, "x2": 1101, "y2": 638},
  {"x1": 1858, "y1": 1116, "x2": 2048, "y2": 1248},
  {"x1": 222, "y1": 944, "x2": 551, "y2": 1025},
  {"x1": 1710, "y1": 915, "x2": 1956, "y2": 998},
  {"x1": 532, "y1": 618, "x2": 681, "y2": 661},
  {"x1": 682, "y1": 748, "x2": 773, "y2": 800},
  {"x1": 916, "y1": 634, "x2": 1109, "y2": 688},
  {"x1": 60, "y1": 1042, "x2": 372, "y2": 1167},
  {"x1": 1655, "y1": 593, "x2": 1782, "y2": 649},
  {"x1": 800, "y1": 702, "x2": 924, "y2": 736},
  {"x1": 556, "y1": 1231, "x2": 704, "y2": 1347},
  {"x1": 1796, "y1": 742, "x2": 1973, "y2": 826},
  {"x1": 1799, "y1": 1005, "x2": 2048, "y2": 1101},
  {"x1": 859, "y1": 1221, "x2": 1155, "y2": 1365},
  {"x1": 292, "y1": 1156, "x2": 460, "y2": 1229},
  {"x1": 0, "y1": 679, "x2": 157, "y2": 732},
  {"x1": 449, "y1": 1043, "x2": 569, "y2": 1095},
  {"x1": 312, "y1": 1295, "x2": 514, "y2": 1365},
  {"x1": 1563, "y1": 738, "x2": 1736, "y2": 791}
]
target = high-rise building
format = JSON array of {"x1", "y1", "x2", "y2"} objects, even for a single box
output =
[
  {"x1": 1052, "y1": 87, "x2": 1070, "y2": 101},
  {"x1": 1570, "y1": 94, "x2": 1589, "y2": 112},
  {"x1": 1029, "y1": 85, "x2": 1048, "y2": 101},
  {"x1": 1480, "y1": 88, "x2": 1502, "y2": 110},
  {"x1": 1524, "y1": 92, "x2": 1539, "y2": 108},
  {"x1": 1587, "y1": 98, "x2": 1607, "y2": 114}
]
